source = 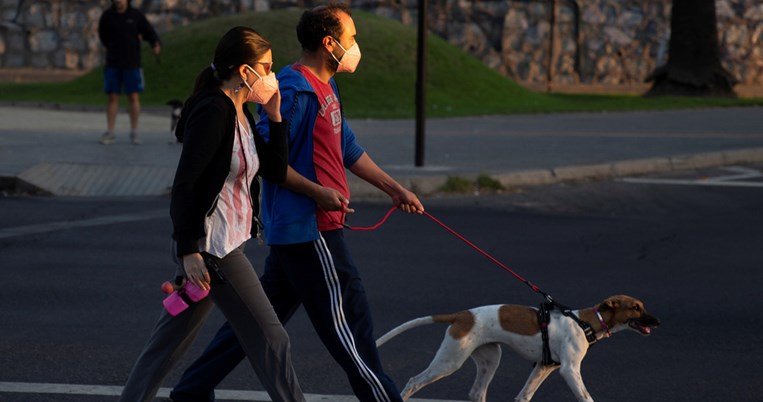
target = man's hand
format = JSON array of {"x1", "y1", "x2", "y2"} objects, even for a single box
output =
[
  {"x1": 153, "y1": 43, "x2": 161, "y2": 56},
  {"x1": 392, "y1": 188, "x2": 424, "y2": 214},
  {"x1": 313, "y1": 186, "x2": 355, "y2": 214},
  {"x1": 283, "y1": 166, "x2": 354, "y2": 214}
]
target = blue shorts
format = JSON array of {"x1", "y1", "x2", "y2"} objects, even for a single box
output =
[{"x1": 103, "y1": 66, "x2": 144, "y2": 94}]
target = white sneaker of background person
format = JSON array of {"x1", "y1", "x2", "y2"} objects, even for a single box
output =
[{"x1": 99, "y1": 130, "x2": 142, "y2": 145}]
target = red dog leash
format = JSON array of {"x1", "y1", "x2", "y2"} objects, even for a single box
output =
[
  {"x1": 340, "y1": 206, "x2": 551, "y2": 300},
  {"x1": 339, "y1": 206, "x2": 398, "y2": 231}
]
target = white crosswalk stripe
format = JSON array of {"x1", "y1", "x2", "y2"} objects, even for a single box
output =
[
  {"x1": 0, "y1": 382, "x2": 467, "y2": 402},
  {"x1": 0, "y1": 210, "x2": 165, "y2": 239}
]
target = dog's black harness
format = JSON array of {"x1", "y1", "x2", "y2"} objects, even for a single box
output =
[{"x1": 537, "y1": 301, "x2": 598, "y2": 366}]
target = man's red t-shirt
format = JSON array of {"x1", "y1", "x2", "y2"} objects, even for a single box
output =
[{"x1": 292, "y1": 64, "x2": 349, "y2": 231}]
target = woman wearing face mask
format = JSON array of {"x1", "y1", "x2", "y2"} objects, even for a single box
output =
[{"x1": 118, "y1": 26, "x2": 306, "y2": 402}]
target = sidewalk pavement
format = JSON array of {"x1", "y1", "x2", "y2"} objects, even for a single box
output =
[{"x1": 1, "y1": 104, "x2": 762, "y2": 198}]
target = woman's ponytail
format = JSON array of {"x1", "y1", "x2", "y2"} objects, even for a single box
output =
[{"x1": 191, "y1": 66, "x2": 221, "y2": 95}]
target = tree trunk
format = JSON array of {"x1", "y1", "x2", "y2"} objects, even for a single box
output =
[{"x1": 644, "y1": 0, "x2": 736, "y2": 97}]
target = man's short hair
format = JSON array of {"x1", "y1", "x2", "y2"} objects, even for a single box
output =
[{"x1": 296, "y1": 3, "x2": 352, "y2": 52}]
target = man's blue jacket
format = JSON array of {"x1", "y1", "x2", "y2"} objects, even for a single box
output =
[{"x1": 257, "y1": 64, "x2": 365, "y2": 245}]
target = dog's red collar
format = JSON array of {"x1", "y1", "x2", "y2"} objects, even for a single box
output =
[{"x1": 592, "y1": 306, "x2": 612, "y2": 338}]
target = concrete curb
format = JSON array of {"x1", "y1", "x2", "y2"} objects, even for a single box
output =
[
  {"x1": 4, "y1": 147, "x2": 763, "y2": 198},
  {"x1": 0, "y1": 175, "x2": 53, "y2": 196},
  {"x1": 347, "y1": 147, "x2": 763, "y2": 200}
]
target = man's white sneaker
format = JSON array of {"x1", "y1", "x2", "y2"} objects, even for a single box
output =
[
  {"x1": 130, "y1": 132, "x2": 142, "y2": 145},
  {"x1": 99, "y1": 131, "x2": 116, "y2": 145}
]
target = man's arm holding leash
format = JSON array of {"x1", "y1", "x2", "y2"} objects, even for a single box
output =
[
  {"x1": 349, "y1": 152, "x2": 424, "y2": 214},
  {"x1": 281, "y1": 153, "x2": 424, "y2": 215}
]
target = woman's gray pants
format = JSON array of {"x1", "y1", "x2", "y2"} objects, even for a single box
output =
[{"x1": 118, "y1": 245, "x2": 305, "y2": 402}]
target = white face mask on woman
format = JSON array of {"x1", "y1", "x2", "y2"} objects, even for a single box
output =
[
  {"x1": 330, "y1": 38, "x2": 361, "y2": 73},
  {"x1": 242, "y1": 65, "x2": 278, "y2": 104}
]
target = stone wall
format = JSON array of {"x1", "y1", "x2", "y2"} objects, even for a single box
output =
[
  {"x1": 1, "y1": 0, "x2": 761, "y2": 87},
  {"x1": 0, "y1": 0, "x2": 259, "y2": 70},
  {"x1": 351, "y1": 0, "x2": 763, "y2": 86}
]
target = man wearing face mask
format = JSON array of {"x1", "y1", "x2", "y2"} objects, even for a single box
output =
[{"x1": 165, "y1": 4, "x2": 423, "y2": 402}]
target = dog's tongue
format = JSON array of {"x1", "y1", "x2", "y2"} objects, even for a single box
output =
[{"x1": 631, "y1": 321, "x2": 652, "y2": 335}]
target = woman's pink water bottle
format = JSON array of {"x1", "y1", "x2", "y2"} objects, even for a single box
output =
[{"x1": 161, "y1": 279, "x2": 209, "y2": 316}]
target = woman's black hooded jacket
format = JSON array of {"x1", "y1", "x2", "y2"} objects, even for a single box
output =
[{"x1": 170, "y1": 88, "x2": 288, "y2": 257}]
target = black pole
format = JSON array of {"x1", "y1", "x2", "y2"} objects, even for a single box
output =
[{"x1": 415, "y1": 0, "x2": 427, "y2": 167}]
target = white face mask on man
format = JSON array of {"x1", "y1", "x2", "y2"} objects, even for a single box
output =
[
  {"x1": 242, "y1": 65, "x2": 278, "y2": 104},
  {"x1": 330, "y1": 38, "x2": 361, "y2": 73}
]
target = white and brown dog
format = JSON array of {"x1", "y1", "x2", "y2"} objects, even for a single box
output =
[{"x1": 376, "y1": 295, "x2": 660, "y2": 402}]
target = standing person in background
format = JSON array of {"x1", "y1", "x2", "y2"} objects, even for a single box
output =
[
  {"x1": 165, "y1": 4, "x2": 424, "y2": 402},
  {"x1": 98, "y1": 0, "x2": 161, "y2": 145},
  {"x1": 118, "y1": 26, "x2": 305, "y2": 402}
]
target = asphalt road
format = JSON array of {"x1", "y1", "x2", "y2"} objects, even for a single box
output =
[{"x1": 1, "y1": 168, "x2": 762, "y2": 401}]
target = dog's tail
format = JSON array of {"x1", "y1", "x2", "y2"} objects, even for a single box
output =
[{"x1": 376, "y1": 316, "x2": 436, "y2": 347}]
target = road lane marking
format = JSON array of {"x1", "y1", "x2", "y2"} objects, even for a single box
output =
[
  {"x1": 620, "y1": 166, "x2": 763, "y2": 187},
  {"x1": 0, "y1": 381, "x2": 466, "y2": 402},
  {"x1": 705, "y1": 166, "x2": 762, "y2": 181},
  {"x1": 620, "y1": 178, "x2": 763, "y2": 187},
  {"x1": 0, "y1": 210, "x2": 166, "y2": 239}
]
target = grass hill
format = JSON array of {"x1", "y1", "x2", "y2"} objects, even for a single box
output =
[{"x1": 0, "y1": 9, "x2": 760, "y2": 118}]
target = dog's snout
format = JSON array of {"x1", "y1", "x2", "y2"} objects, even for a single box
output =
[{"x1": 641, "y1": 313, "x2": 660, "y2": 327}]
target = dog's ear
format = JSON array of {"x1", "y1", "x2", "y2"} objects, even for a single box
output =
[{"x1": 602, "y1": 296, "x2": 621, "y2": 311}]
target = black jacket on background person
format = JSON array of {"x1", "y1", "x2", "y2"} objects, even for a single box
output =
[
  {"x1": 98, "y1": 4, "x2": 160, "y2": 69},
  {"x1": 170, "y1": 88, "x2": 289, "y2": 258}
]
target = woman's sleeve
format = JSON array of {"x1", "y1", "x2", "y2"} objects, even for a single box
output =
[
  {"x1": 170, "y1": 101, "x2": 225, "y2": 257},
  {"x1": 254, "y1": 118, "x2": 289, "y2": 184}
]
